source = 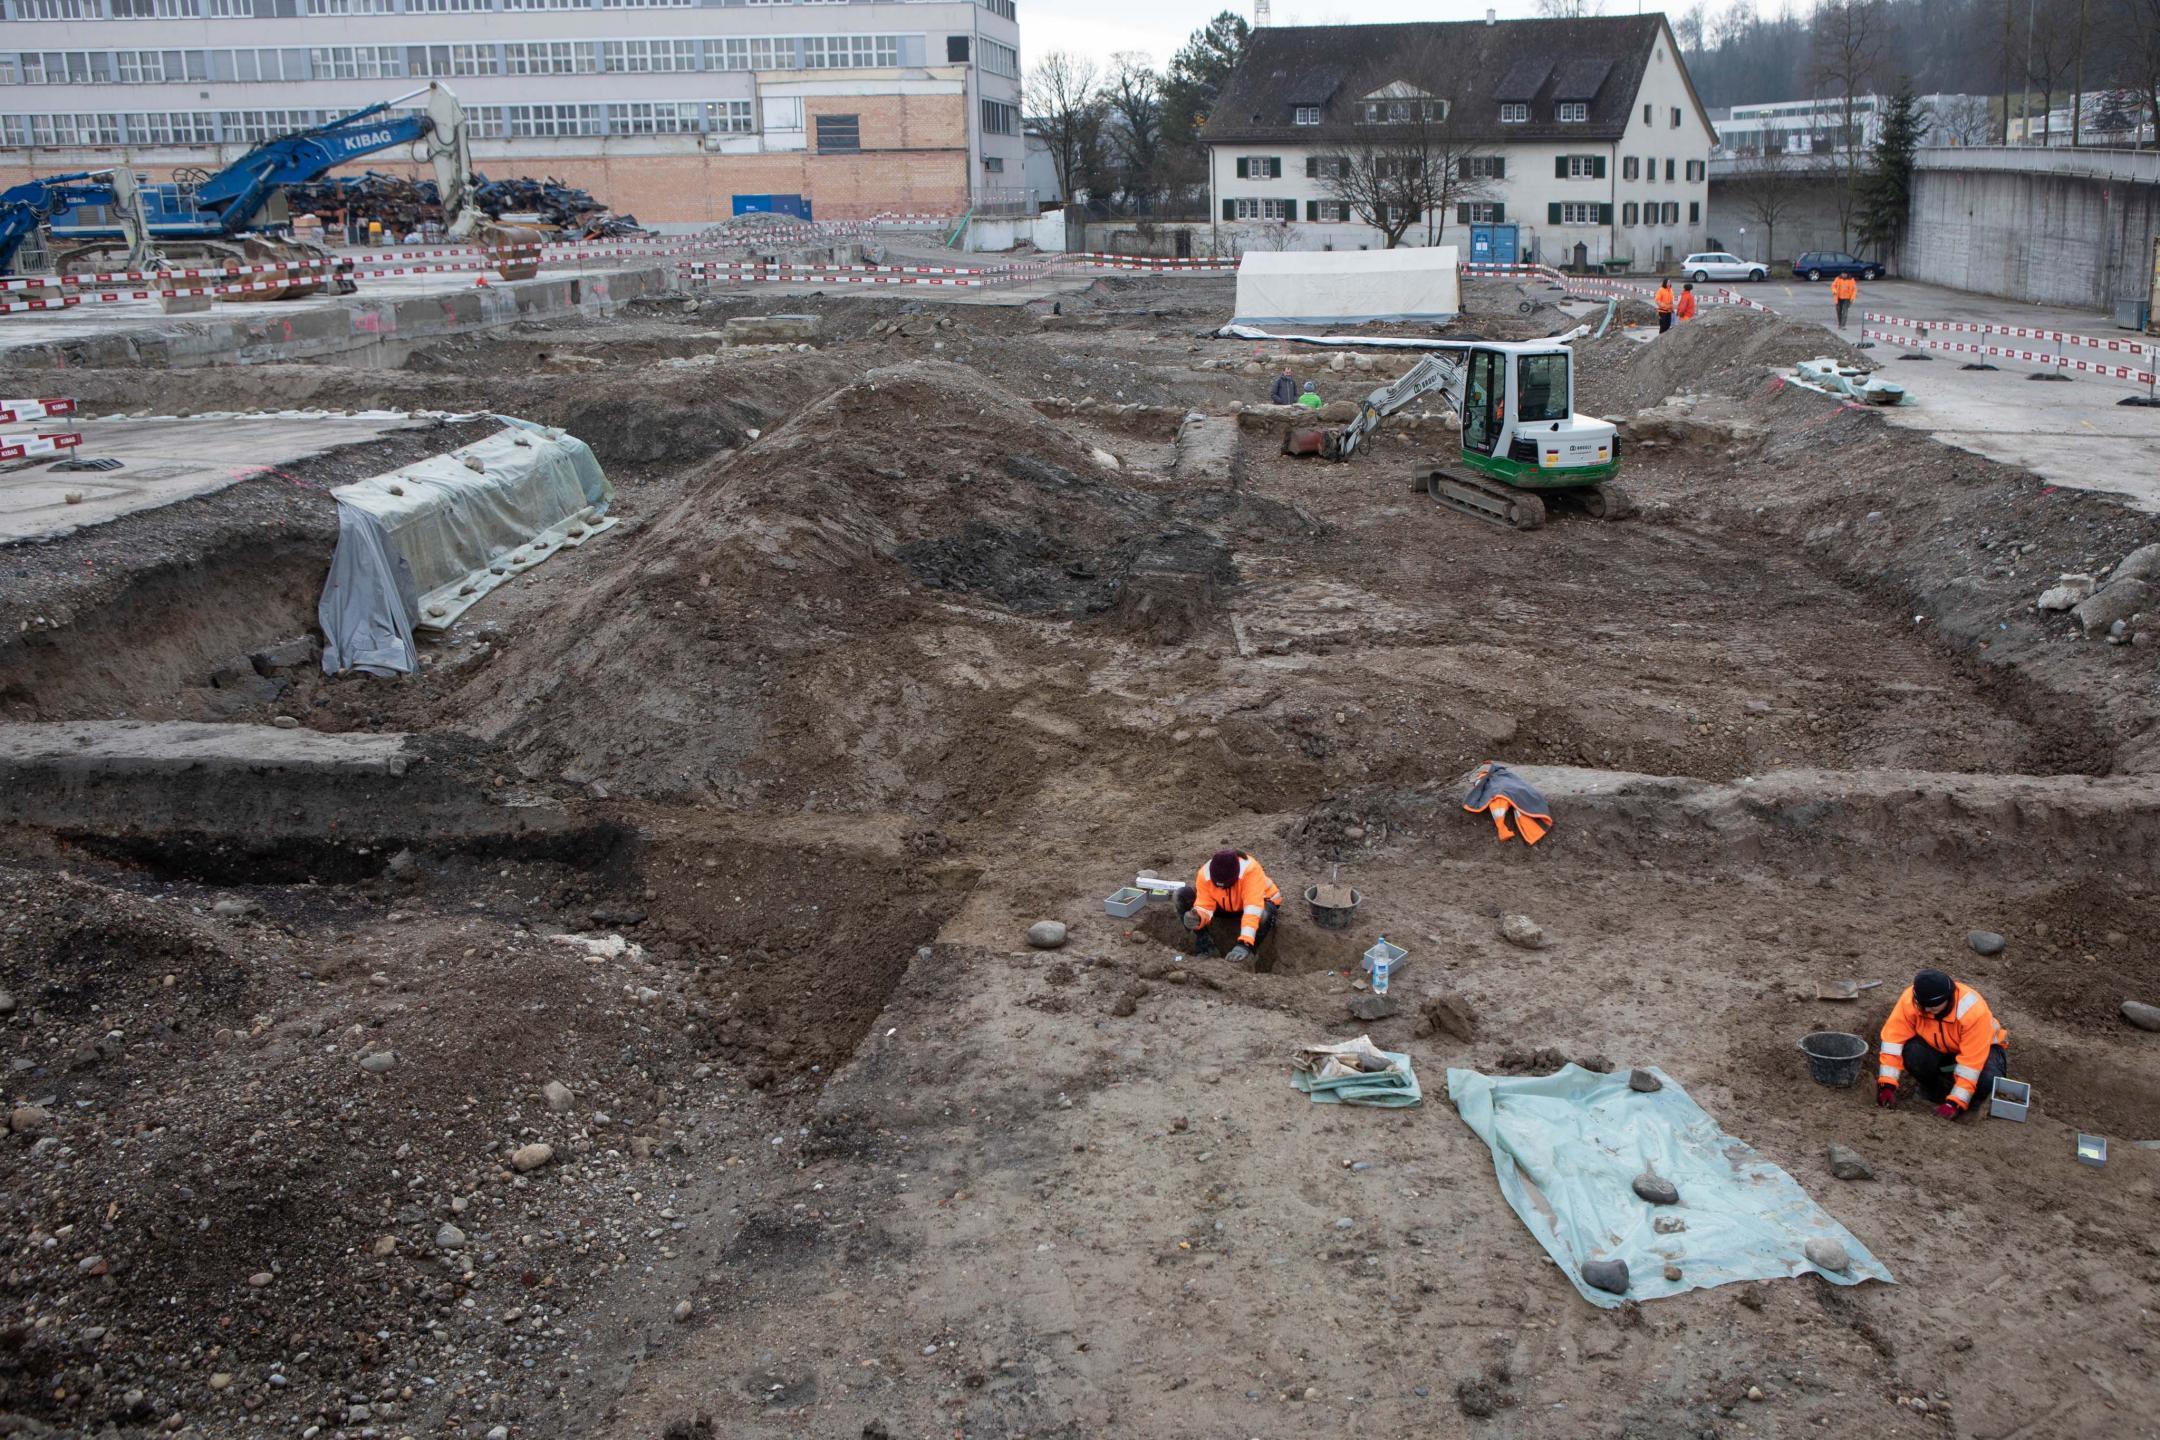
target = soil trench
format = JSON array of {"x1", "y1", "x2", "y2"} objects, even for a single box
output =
[{"x1": 1, "y1": 275, "x2": 2156, "y2": 1440}]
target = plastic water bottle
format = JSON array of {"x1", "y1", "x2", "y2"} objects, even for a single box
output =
[{"x1": 1371, "y1": 936, "x2": 1391, "y2": 995}]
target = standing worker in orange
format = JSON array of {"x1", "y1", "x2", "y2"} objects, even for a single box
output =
[
  {"x1": 1654, "y1": 277, "x2": 1676, "y2": 334},
  {"x1": 1676, "y1": 281, "x2": 1698, "y2": 322},
  {"x1": 1178, "y1": 848, "x2": 1284, "y2": 967},
  {"x1": 1876, "y1": 968, "x2": 2008, "y2": 1118},
  {"x1": 1831, "y1": 271, "x2": 1859, "y2": 329}
]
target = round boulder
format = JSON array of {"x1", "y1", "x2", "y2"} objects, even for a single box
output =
[{"x1": 1026, "y1": 920, "x2": 1069, "y2": 950}]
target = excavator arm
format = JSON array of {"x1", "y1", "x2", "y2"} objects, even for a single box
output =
[
  {"x1": 0, "y1": 169, "x2": 154, "y2": 275},
  {"x1": 1327, "y1": 349, "x2": 1471, "y2": 461}
]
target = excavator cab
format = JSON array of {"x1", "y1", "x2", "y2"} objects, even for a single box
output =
[{"x1": 1431, "y1": 342, "x2": 1626, "y2": 530}]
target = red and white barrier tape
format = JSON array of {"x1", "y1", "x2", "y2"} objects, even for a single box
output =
[
  {"x1": 0, "y1": 294, "x2": 80, "y2": 315},
  {"x1": 1862, "y1": 326, "x2": 2158, "y2": 385},
  {"x1": 1862, "y1": 310, "x2": 2155, "y2": 359}
]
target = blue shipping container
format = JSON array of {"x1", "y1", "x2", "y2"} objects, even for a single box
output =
[
  {"x1": 1469, "y1": 223, "x2": 1520, "y2": 265},
  {"x1": 731, "y1": 194, "x2": 813, "y2": 220}
]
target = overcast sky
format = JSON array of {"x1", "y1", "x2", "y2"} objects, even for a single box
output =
[{"x1": 1021, "y1": 0, "x2": 1656, "y2": 76}]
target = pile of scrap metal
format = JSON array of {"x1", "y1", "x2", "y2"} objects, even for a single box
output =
[{"x1": 282, "y1": 172, "x2": 644, "y2": 239}]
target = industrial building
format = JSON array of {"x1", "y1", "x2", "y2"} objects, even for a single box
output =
[{"x1": 0, "y1": 0, "x2": 1024, "y2": 223}]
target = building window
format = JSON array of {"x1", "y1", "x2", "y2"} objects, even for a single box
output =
[
  {"x1": 128, "y1": 111, "x2": 219, "y2": 145},
  {"x1": 1689, "y1": 200, "x2": 1700, "y2": 222},
  {"x1": 1235, "y1": 155, "x2": 1281, "y2": 179},
  {"x1": 1661, "y1": 201, "x2": 1679, "y2": 224},
  {"x1": 1461, "y1": 201, "x2": 1501, "y2": 223},
  {"x1": 1360, "y1": 99, "x2": 1444, "y2": 124},
  {"x1": 983, "y1": 155, "x2": 1004, "y2": 173},
  {"x1": 1557, "y1": 202, "x2": 1600, "y2": 225},
  {"x1": 111, "y1": 0, "x2": 204, "y2": 15},
  {"x1": 1671, "y1": 106, "x2": 1682, "y2": 127},
  {"x1": 502, "y1": 0, "x2": 586, "y2": 8},
  {"x1": 1621, "y1": 156, "x2": 1638, "y2": 180},
  {"x1": 599, "y1": 0, "x2": 696, "y2": 8},
  {"x1": 1662, "y1": 158, "x2": 1673, "y2": 181},
  {"x1": 714, "y1": 98, "x2": 754, "y2": 133},
  {"x1": 304, "y1": 0, "x2": 393, "y2": 13},
  {"x1": 1292, "y1": 105, "x2": 1322, "y2": 126},
  {"x1": 1557, "y1": 102, "x2": 1587, "y2": 123},
  {"x1": 602, "y1": 40, "x2": 698, "y2": 73},
  {"x1": 802, "y1": 35, "x2": 900, "y2": 69},
  {"x1": 1499, "y1": 102, "x2": 1528, "y2": 124},
  {"x1": 980, "y1": 0, "x2": 1015, "y2": 18},
  {"x1": 1622, "y1": 201, "x2": 1639, "y2": 226},
  {"x1": 406, "y1": 0, "x2": 487, "y2": 10},
  {"x1": 1231, "y1": 197, "x2": 1292, "y2": 221},
  {"x1": 504, "y1": 43, "x2": 596, "y2": 76},
  {"x1": 1460, "y1": 154, "x2": 1504, "y2": 179},
  {"x1": 506, "y1": 103, "x2": 602, "y2": 137},
  {"x1": 1564, "y1": 154, "x2": 1602, "y2": 179},
  {"x1": 815, "y1": 112, "x2": 860, "y2": 153},
  {"x1": 16, "y1": 0, "x2": 99, "y2": 14},
  {"x1": 946, "y1": 36, "x2": 971, "y2": 63},
  {"x1": 1642, "y1": 102, "x2": 1652, "y2": 124},
  {"x1": 310, "y1": 46, "x2": 402, "y2": 80},
  {"x1": 1304, "y1": 155, "x2": 1349, "y2": 179},
  {"x1": 609, "y1": 101, "x2": 700, "y2": 134},
  {"x1": 980, "y1": 99, "x2": 1016, "y2": 135},
  {"x1": 1685, "y1": 159, "x2": 1705, "y2": 182},
  {"x1": 1305, "y1": 199, "x2": 1351, "y2": 222},
  {"x1": 408, "y1": 44, "x2": 495, "y2": 77},
  {"x1": 715, "y1": 37, "x2": 790, "y2": 71},
  {"x1": 980, "y1": 38, "x2": 1019, "y2": 78}
]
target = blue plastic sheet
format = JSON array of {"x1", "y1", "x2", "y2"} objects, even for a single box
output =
[{"x1": 1447, "y1": 1063, "x2": 1893, "y2": 1307}]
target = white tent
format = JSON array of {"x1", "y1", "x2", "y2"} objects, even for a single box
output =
[
  {"x1": 1231, "y1": 246, "x2": 1461, "y2": 326},
  {"x1": 319, "y1": 417, "x2": 618, "y2": 676}
]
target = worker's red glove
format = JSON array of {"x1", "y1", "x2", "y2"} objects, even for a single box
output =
[
  {"x1": 1876, "y1": 1085, "x2": 1897, "y2": 1109},
  {"x1": 1935, "y1": 1102, "x2": 1960, "y2": 1120}
]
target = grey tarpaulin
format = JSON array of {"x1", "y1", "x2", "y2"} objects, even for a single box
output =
[
  {"x1": 319, "y1": 503, "x2": 422, "y2": 677},
  {"x1": 319, "y1": 416, "x2": 617, "y2": 676},
  {"x1": 1448, "y1": 1063, "x2": 1893, "y2": 1307}
]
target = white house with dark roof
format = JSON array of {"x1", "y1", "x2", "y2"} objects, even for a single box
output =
[{"x1": 1204, "y1": 14, "x2": 1715, "y2": 267}]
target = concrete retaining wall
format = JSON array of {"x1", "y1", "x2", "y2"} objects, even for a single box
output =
[
  {"x1": 1704, "y1": 173, "x2": 1855, "y2": 266},
  {"x1": 1901, "y1": 161, "x2": 2160, "y2": 312},
  {"x1": 0, "y1": 262, "x2": 675, "y2": 371}
]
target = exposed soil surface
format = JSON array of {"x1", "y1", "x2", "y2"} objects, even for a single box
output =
[{"x1": 2, "y1": 271, "x2": 2157, "y2": 1440}]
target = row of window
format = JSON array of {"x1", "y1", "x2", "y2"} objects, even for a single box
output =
[
  {"x1": 978, "y1": 35, "x2": 1016, "y2": 79},
  {"x1": 1498, "y1": 102, "x2": 1585, "y2": 125},
  {"x1": 1, "y1": 34, "x2": 913, "y2": 82},
  {"x1": 1219, "y1": 197, "x2": 1703, "y2": 229},
  {"x1": 978, "y1": 97, "x2": 1013, "y2": 135},
  {"x1": 5, "y1": 0, "x2": 996, "y2": 15},
  {"x1": 1235, "y1": 154, "x2": 1700, "y2": 188},
  {"x1": 1622, "y1": 156, "x2": 1707, "y2": 183},
  {"x1": 0, "y1": 97, "x2": 768, "y2": 144}
]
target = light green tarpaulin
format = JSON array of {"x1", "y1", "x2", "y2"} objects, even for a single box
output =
[{"x1": 1447, "y1": 1063, "x2": 1893, "y2": 1307}]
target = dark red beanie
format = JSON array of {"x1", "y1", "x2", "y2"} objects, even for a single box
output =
[{"x1": 1208, "y1": 849, "x2": 1241, "y2": 888}]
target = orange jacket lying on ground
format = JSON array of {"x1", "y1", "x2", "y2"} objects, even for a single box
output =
[
  {"x1": 1831, "y1": 274, "x2": 1859, "y2": 302},
  {"x1": 1189, "y1": 853, "x2": 1283, "y2": 945},
  {"x1": 1462, "y1": 762, "x2": 1553, "y2": 844},
  {"x1": 1878, "y1": 981, "x2": 2007, "y2": 1110}
]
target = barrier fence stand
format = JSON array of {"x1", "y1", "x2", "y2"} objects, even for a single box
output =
[
  {"x1": 1858, "y1": 323, "x2": 2160, "y2": 387},
  {"x1": 0, "y1": 398, "x2": 74, "y2": 424},
  {"x1": 0, "y1": 430, "x2": 83, "y2": 460}
]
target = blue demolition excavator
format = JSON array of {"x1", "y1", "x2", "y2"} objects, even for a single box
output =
[{"x1": 0, "y1": 83, "x2": 537, "y2": 295}]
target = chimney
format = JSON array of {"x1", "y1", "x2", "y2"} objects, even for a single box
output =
[{"x1": 1486, "y1": 8, "x2": 1496, "y2": 22}]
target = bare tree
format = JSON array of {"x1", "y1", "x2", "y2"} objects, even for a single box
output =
[
  {"x1": 1105, "y1": 53, "x2": 1165, "y2": 213},
  {"x1": 1025, "y1": 52, "x2": 1106, "y2": 206},
  {"x1": 1535, "y1": 0, "x2": 1605, "y2": 16},
  {"x1": 1926, "y1": 92, "x2": 1994, "y2": 144},
  {"x1": 2025, "y1": 0, "x2": 2082, "y2": 143},
  {"x1": 1810, "y1": 0, "x2": 1883, "y2": 247},
  {"x1": 1727, "y1": 151, "x2": 1805, "y2": 265}
]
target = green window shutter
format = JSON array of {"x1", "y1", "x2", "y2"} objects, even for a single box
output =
[
  {"x1": 1457, "y1": 203, "x2": 1471, "y2": 225},
  {"x1": 1307, "y1": 200, "x2": 1318, "y2": 222},
  {"x1": 1690, "y1": 201, "x2": 1700, "y2": 222},
  {"x1": 1222, "y1": 198, "x2": 1235, "y2": 221},
  {"x1": 1235, "y1": 157, "x2": 1248, "y2": 178},
  {"x1": 1493, "y1": 156, "x2": 1505, "y2": 179},
  {"x1": 1593, "y1": 155, "x2": 1607, "y2": 179},
  {"x1": 1599, "y1": 203, "x2": 1613, "y2": 225},
  {"x1": 1554, "y1": 155, "x2": 1568, "y2": 179},
  {"x1": 1491, "y1": 202, "x2": 1505, "y2": 223},
  {"x1": 1548, "y1": 202, "x2": 1562, "y2": 225}
]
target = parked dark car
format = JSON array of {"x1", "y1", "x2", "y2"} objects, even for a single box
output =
[{"x1": 1792, "y1": 251, "x2": 1882, "y2": 282}]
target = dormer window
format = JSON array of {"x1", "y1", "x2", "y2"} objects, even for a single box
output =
[
  {"x1": 1558, "y1": 102, "x2": 1587, "y2": 122},
  {"x1": 1293, "y1": 105, "x2": 1321, "y2": 125},
  {"x1": 1499, "y1": 103, "x2": 1528, "y2": 123},
  {"x1": 1357, "y1": 82, "x2": 1446, "y2": 124}
]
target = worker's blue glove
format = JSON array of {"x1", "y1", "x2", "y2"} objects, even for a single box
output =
[{"x1": 1226, "y1": 943, "x2": 1253, "y2": 966}]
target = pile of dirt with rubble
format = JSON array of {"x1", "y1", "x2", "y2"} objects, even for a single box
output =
[
  {"x1": 1575, "y1": 304, "x2": 1870, "y2": 415},
  {"x1": 436, "y1": 360, "x2": 1230, "y2": 810}
]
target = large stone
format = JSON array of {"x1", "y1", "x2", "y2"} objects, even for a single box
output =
[
  {"x1": 510, "y1": 1142, "x2": 555, "y2": 1173},
  {"x1": 723, "y1": 313, "x2": 820, "y2": 345},
  {"x1": 1627, "y1": 1068, "x2": 1663, "y2": 1092},
  {"x1": 435, "y1": 1223, "x2": 466, "y2": 1250},
  {"x1": 1580, "y1": 1258, "x2": 1630, "y2": 1294},
  {"x1": 1348, "y1": 994, "x2": 1399, "y2": 1022},
  {"x1": 2072, "y1": 578, "x2": 2152, "y2": 634},
  {"x1": 2036, "y1": 574, "x2": 2095, "y2": 611},
  {"x1": 1632, "y1": 1172, "x2": 1680, "y2": 1206},
  {"x1": 359, "y1": 1050, "x2": 398, "y2": 1073},
  {"x1": 1826, "y1": 1144, "x2": 1875, "y2": 1181},
  {"x1": 542, "y1": 1080, "x2": 574, "y2": 1113},
  {"x1": 8, "y1": 1105, "x2": 52, "y2": 1135},
  {"x1": 1967, "y1": 930, "x2": 2005, "y2": 956},
  {"x1": 1499, "y1": 914, "x2": 1547, "y2": 950},
  {"x1": 2121, "y1": 1000, "x2": 2160, "y2": 1032},
  {"x1": 1803, "y1": 1237, "x2": 1851, "y2": 1273},
  {"x1": 2110, "y1": 542, "x2": 2160, "y2": 585},
  {"x1": 1026, "y1": 920, "x2": 1068, "y2": 950}
]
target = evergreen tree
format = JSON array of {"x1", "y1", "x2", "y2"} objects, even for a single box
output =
[
  {"x1": 1855, "y1": 88, "x2": 1925, "y2": 264},
  {"x1": 1161, "y1": 11, "x2": 1251, "y2": 145}
]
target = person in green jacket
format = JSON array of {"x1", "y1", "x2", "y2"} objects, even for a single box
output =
[{"x1": 1296, "y1": 381, "x2": 1324, "y2": 410}]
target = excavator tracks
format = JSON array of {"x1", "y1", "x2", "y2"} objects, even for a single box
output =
[{"x1": 1420, "y1": 468, "x2": 1632, "y2": 531}]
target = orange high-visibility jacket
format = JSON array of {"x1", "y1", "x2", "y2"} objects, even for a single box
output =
[
  {"x1": 1831, "y1": 274, "x2": 1859, "y2": 302},
  {"x1": 1676, "y1": 291, "x2": 1697, "y2": 321},
  {"x1": 1654, "y1": 284, "x2": 1675, "y2": 314},
  {"x1": 1189, "y1": 853, "x2": 1283, "y2": 946},
  {"x1": 1878, "y1": 981, "x2": 2008, "y2": 1110}
]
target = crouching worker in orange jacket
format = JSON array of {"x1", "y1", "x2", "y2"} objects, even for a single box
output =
[
  {"x1": 1877, "y1": 969, "x2": 2008, "y2": 1118},
  {"x1": 1177, "y1": 848, "x2": 1284, "y2": 968}
]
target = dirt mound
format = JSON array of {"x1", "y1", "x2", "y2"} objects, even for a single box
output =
[
  {"x1": 438, "y1": 361, "x2": 1220, "y2": 809},
  {"x1": 1576, "y1": 305, "x2": 1869, "y2": 415}
]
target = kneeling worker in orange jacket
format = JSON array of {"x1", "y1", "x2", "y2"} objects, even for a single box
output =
[
  {"x1": 1177, "y1": 848, "x2": 1284, "y2": 967},
  {"x1": 1877, "y1": 968, "x2": 2008, "y2": 1118}
]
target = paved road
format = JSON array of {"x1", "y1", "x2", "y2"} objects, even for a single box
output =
[{"x1": 1711, "y1": 276, "x2": 2160, "y2": 512}]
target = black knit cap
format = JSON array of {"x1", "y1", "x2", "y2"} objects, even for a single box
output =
[
  {"x1": 1913, "y1": 969, "x2": 1955, "y2": 1009},
  {"x1": 1208, "y1": 849, "x2": 1241, "y2": 887}
]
